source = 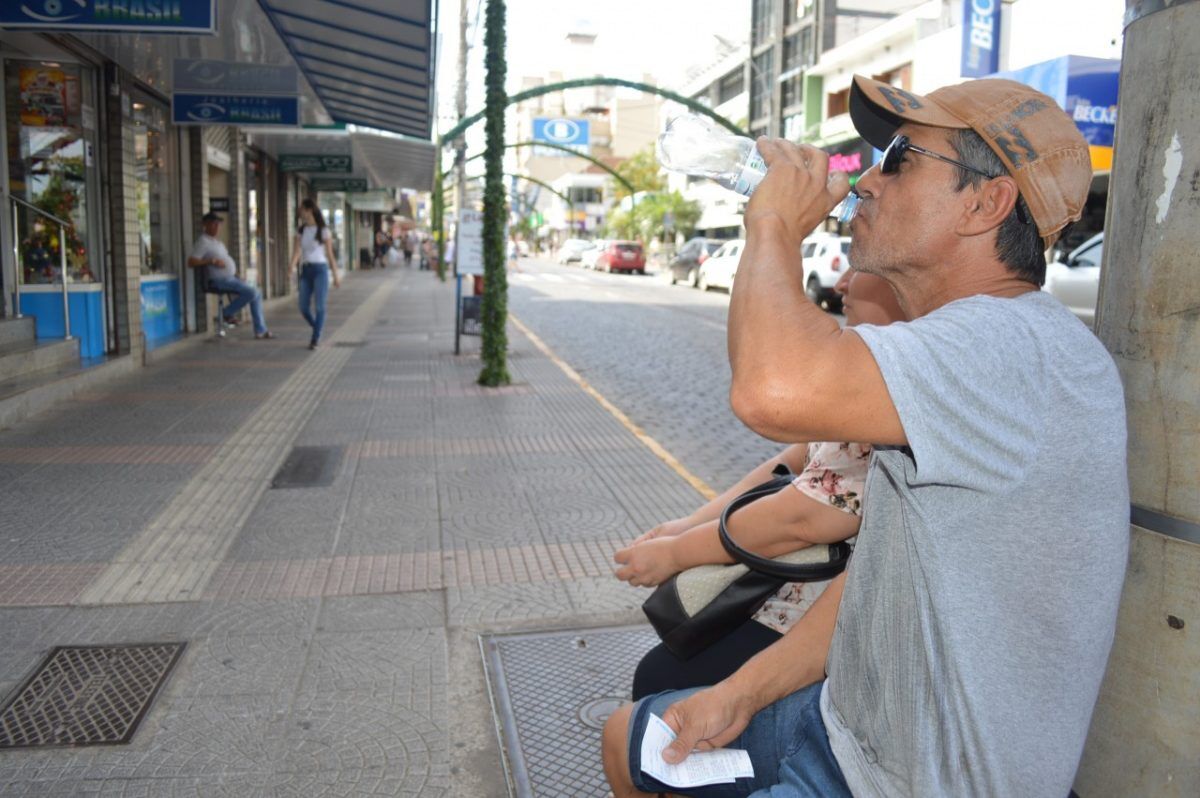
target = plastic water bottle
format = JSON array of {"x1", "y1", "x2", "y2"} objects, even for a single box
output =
[
  {"x1": 657, "y1": 114, "x2": 862, "y2": 223},
  {"x1": 658, "y1": 114, "x2": 766, "y2": 196}
]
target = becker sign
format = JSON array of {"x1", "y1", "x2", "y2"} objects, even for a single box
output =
[{"x1": 961, "y1": 0, "x2": 1001, "y2": 78}]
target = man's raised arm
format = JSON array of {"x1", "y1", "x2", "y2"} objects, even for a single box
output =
[{"x1": 728, "y1": 139, "x2": 904, "y2": 447}]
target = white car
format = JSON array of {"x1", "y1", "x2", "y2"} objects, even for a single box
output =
[
  {"x1": 697, "y1": 239, "x2": 745, "y2": 292},
  {"x1": 556, "y1": 238, "x2": 591, "y2": 265},
  {"x1": 801, "y1": 235, "x2": 852, "y2": 312},
  {"x1": 580, "y1": 239, "x2": 609, "y2": 270},
  {"x1": 1044, "y1": 231, "x2": 1102, "y2": 326}
]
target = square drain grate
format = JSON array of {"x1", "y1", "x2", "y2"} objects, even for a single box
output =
[
  {"x1": 0, "y1": 643, "x2": 186, "y2": 748},
  {"x1": 481, "y1": 625, "x2": 658, "y2": 797},
  {"x1": 271, "y1": 445, "x2": 343, "y2": 489}
]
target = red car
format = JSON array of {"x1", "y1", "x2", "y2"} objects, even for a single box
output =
[{"x1": 596, "y1": 240, "x2": 645, "y2": 274}]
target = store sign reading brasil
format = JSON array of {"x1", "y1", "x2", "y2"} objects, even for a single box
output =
[
  {"x1": 2, "y1": 0, "x2": 216, "y2": 32},
  {"x1": 172, "y1": 94, "x2": 299, "y2": 127}
]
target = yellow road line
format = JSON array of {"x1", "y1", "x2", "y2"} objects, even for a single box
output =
[{"x1": 509, "y1": 313, "x2": 717, "y2": 501}]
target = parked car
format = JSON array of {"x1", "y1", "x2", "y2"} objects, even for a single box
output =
[
  {"x1": 697, "y1": 239, "x2": 745, "y2": 292},
  {"x1": 580, "y1": 239, "x2": 609, "y2": 270},
  {"x1": 556, "y1": 238, "x2": 591, "y2": 265},
  {"x1": 1044, "y1": 231, "x2": 1102, "y2": 326},
  {"x1": 597, "y1": 240, "x2": 646, "y2": 274},
  {"x1": 801, "y1": 234, "x2": 851, "y2": 312},
  {"x1": 667, "y1": 237, "x2": 724, "y2": 286}
]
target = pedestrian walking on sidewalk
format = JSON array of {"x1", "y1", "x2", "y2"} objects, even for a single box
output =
[
  {"x1": 188, "y1": 212, "x2": 275, "y2": 339},
  {"x1": 290, "y1": 198, "x2": 341, "y2": 350}
]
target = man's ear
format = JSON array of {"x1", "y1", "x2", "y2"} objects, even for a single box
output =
[{"x1": 960, "y1": 176, "x2": 1022, "y2": 235}]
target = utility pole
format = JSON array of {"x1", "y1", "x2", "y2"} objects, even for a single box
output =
[
  {"x1": 1076, "y1": 2, "x2": 1199, "y2": 795},
  {"x1": 454, "y1": 0, "x2": 470, "y2": 262}
]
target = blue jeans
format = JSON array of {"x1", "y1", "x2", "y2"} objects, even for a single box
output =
[
  {"x1": 298, "y1": 262, "x2": 330, "y2": 343},
  {"x1": 210, "y1": 274, "x2": 266, "y2": 335},
  {"x1": 627, "y1": 682, "x2": 851, "y2": 798}
]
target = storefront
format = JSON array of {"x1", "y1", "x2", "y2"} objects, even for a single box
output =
[
  {"x1": 132, "y1": 92, "x2": 185, "y2": 350},
  {"x1": 2, "y1": 46, "x2": 108, "y2": 357}
]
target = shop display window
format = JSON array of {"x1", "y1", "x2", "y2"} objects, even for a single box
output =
[
  {"x1": 5, "y1": 60, "x2": 99, "y2": 285},
  {"x1": 132, "y1": 98, "x2": 177, "y2": 276}
]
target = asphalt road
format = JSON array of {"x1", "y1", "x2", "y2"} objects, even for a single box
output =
[{"x1": 506, "y1": 256, "x2": 843, "y2": 507}]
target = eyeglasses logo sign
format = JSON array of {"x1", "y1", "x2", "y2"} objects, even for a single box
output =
[
  {"x1": 184, "y1": 62, "x2": 225, "y2": 86},
  {"x1": 544, "y1": 119, "x2": 580, "y2": 143},
  {"x1": 533, "y1": 117, "x2": 589, "y2": 149},
  {"x1": 19, "y1": 0, "x2": 86, "y2": 23},
  {"x1": 186, "y1": 102, "x2": 225, "y2": 122}
]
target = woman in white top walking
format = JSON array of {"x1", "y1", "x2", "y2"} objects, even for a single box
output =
[{"x1": 290, "y1": 198, "x2": 341, "y2": 349}]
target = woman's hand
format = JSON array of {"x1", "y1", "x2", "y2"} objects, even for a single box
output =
[
  {"x1": 631, "y1": 517, "x2": 692, "y2": 546},
  {"x1": 332, "y1": 268, "x2": 341, "y2": 289},
  {"x1": 613, "y1": 538, "x2": 682, "y2": 587}
]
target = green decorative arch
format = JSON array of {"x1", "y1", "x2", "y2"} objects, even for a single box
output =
[
  {"x1": 439, "y1": 77, "x2": 747, "y2": 145},
  {"x1": 443, "y1": 171, "x2": 576, "y2": 214},
  {"x1": 467, "y1": 140, "x2": 636, "y2": 195}
]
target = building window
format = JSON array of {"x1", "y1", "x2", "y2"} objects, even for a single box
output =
[
  {"x1": 783, "y1": 113, "x2": 806, "y2": 141},
  {"x1": 131, "y1": 98, "x2": 176, "y2": 276},
  {"x1": 750, "y1": 50, "x2": 774, "y2": 122},
  {"x1": 785, "y1": 0, "x2": 816, "y2": 27},
  {"x1": 5, "y1": 60, "x2": 100, "y2": 285},
  {"x1": 752, "y1": 0, "x2": 776, "y2": 47},
  {"x1": 568, "y1": 186, "x2": 602, "y2": 204},
  {"x1": 717, "y1": 68, "x2": 745, "y2": 106},
  {"x1": 782, "y1": 75, "x2": 803, "y2": 110},
  {"x1": 827, "y1": 87, "x2": 850, "y2": 119}
]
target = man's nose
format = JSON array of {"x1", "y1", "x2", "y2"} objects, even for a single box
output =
[{"x1": 855, "y1": 163, "x2": 882, "y2": 197}]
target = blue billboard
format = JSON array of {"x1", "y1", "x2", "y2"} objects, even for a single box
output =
[
  {"x1": 961, "y1": 0, "x2": 1002, "y2": 78},
  {"x1": 991, "y1": 56, "x2": 1120, "y2": 148},
  {"x1": 172, "y1": 94, "x2": 299, "y2": 126},
  {"x1": 0, "y1": 0, "x2": 216, "y2": 33},
  {"x1": 532, "y1": 117, "x2": 590, "y2": 155}
]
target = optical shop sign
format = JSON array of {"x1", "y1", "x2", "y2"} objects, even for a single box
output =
[
  {"x1": 0, "y1": 1, "x2": 216, "y2": 33},
  {"x1": 172, "y1": 94, "x2": 299, "y2": 126}
]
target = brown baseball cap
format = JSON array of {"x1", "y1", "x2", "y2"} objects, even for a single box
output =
[{"x1": 849, "y1": 74, "x2": 1092, "y2": 249}]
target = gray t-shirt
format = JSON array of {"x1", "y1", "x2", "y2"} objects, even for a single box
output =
[
  {"x1": 190, "y1": 234, "x2": 236, "y2": 282},
  {"x1": 821, "y1": 291, "x2": 1128, "y2": 797}
]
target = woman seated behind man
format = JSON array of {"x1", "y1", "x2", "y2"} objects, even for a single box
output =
[{"x1": 614, "y1": 267, "x2": 905, "y2": 699}]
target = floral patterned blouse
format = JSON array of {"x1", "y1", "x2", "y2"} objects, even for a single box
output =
[{"x1": 751, "y1": 441, "x2": 872, "y2": 635}]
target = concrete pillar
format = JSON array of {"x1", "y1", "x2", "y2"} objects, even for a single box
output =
[
  {"x1": 1075, "y1": 2, "x2": 1200, "y2": 796},
  {"x1": 104, "y1": 66, "x2": 143, "y2": 360},
  {"x1": 186, "y1": 128, "x2": 209, "y2": 332}
]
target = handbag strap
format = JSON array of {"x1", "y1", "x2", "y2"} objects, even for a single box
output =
[{"x1": 718, "y1": 463, "x2": 852, "y2": 581}]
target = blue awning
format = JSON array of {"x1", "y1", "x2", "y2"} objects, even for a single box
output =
[{"x1": 257, "y1": 0, "x2": 434, "y2": 140}]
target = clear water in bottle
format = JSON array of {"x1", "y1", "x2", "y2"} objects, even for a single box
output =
[
  {"x1": 657, "y1": 114, "x2": 863, "y2": 223},
  {"x1": 657, "y1": 115, "x2": 766, "y2": 196}
]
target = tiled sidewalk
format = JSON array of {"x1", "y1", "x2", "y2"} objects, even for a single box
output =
[{"x1": 0, "y1": 267, "x2": 702, "y2": 796}]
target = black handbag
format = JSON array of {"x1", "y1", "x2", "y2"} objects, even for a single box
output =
[{"x1": 641, "y1": 465, "x2": 852, "y2": 660}]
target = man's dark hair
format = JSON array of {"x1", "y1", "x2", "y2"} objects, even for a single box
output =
[{"x1": 948, "y1": 129, "x2": 1046, "y2": 285}]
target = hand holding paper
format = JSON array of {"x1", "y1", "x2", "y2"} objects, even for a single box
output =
[{"x1": 640, "y1": 713, "x2": 754, "y2": 789}]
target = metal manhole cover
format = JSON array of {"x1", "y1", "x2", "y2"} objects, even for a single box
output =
[
  {"x1": 271, "y1": 445, "x2": 343, "y2": 489},
  {"x1": 481, "y1": 625, "x2": 658, "y2": 797},
  {"x1": 0, "y1": 643, "x2": 186, "y2": 748}
]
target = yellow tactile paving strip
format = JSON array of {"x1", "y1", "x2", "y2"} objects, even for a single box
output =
[{"x1": 74, "y1": 284, "x2": 395, "y2": 606}]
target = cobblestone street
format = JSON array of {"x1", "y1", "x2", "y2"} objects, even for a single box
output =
[{"x1": 0, "y1": 262, "x2": 766, "y2": 796}]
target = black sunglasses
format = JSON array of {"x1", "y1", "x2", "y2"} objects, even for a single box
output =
[{"x1": 880, "y1": 135, "x2": 1030, "y2": 225}]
